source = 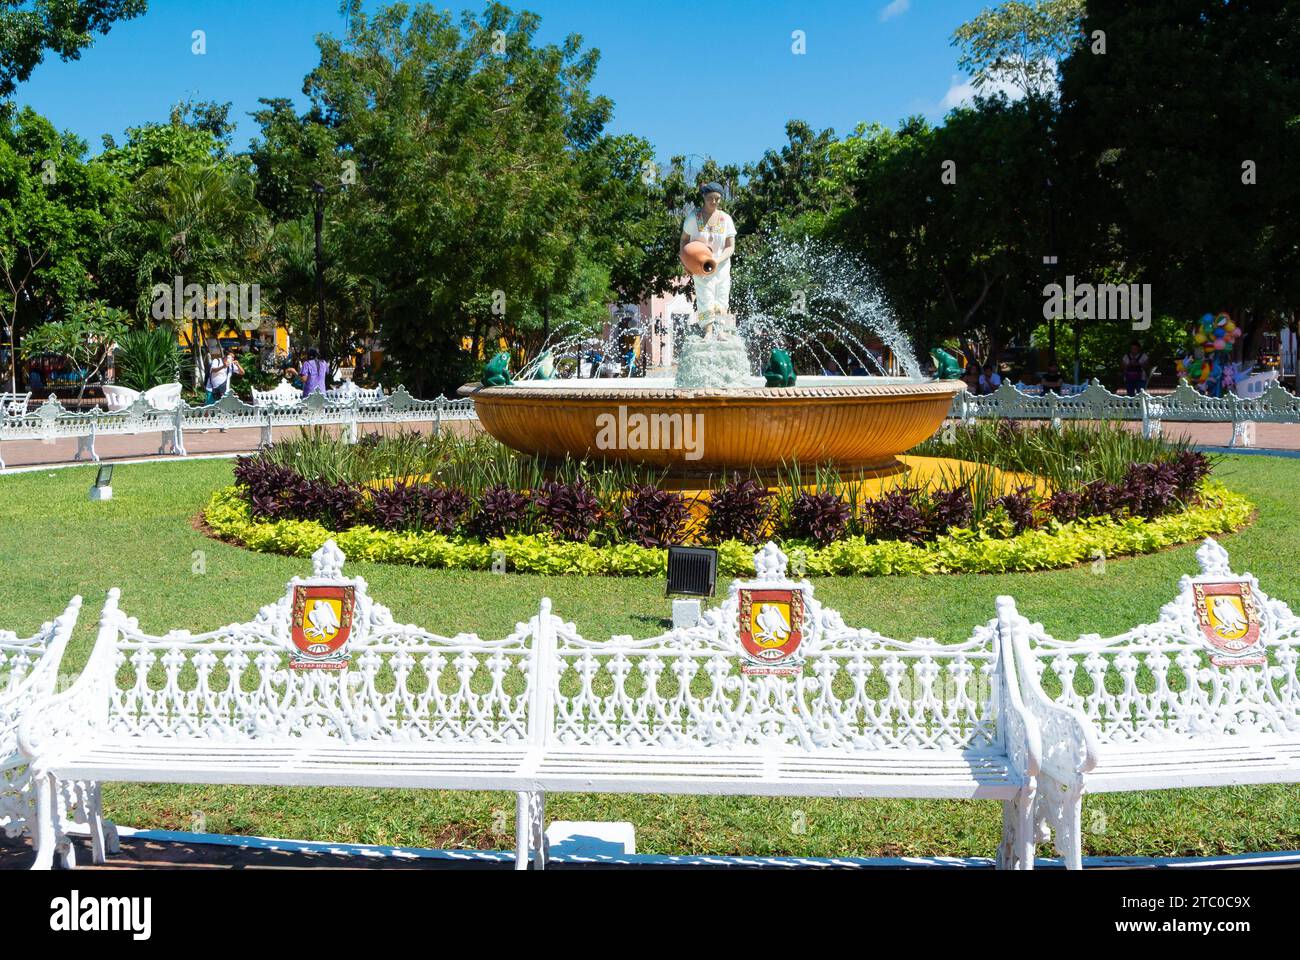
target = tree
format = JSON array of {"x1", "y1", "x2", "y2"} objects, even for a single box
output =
[
  {"x1": 102, "y1": 161, "x2": 268, "y2": 385},
  {"x1": 578, "y1": 133, "x2": 685, "y2": 307},
  {"x1": 732, "y1": 120, "x2": 841, "y2": 238},
  {"x1": 295, "y1": 1, "x2": 622, "y2": 394},
  {"x1": 834, "y1": 99, "x2": 1057, "y2": 367},
  {"x1": 97, "y1": 102, "x2": 232, "y2": 182},
  {"x1": 247, "y1": 98, "x2": 345, "y2": 223},
  {"x1": 951, "y1": 0, "x2": 1085, "y2": 99},
  {"x1": 0, "y1": 107, "x2": 121, "y2": 390},
  {"x1": 0, "y1": 0, "x2": 145, "y2": 98},
  {"x1": 1056, "y1": 0, "x2": 1300, "y2": 362},
  {"x1": 19, "y1": 300, "x2": 127, "y2": 400}
]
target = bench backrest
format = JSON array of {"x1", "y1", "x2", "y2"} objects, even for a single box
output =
[
  {"x1": 251, "y1": 382, "x2": 301, "y2": 407},
  {"x1": 0, "y1": 393, "x2": 31, "y2": 417},
  {"x1": 1018, "y1": 539, "x2": 1300, "y2": 742},
  {"x1": 326, "y1": 383, "x2": 382, "y2": 403},
  {"x1": 86, "y1": 542, "x2": 1015, "y2": 757},
  {"x1": 93, "y1": 544, "x2": 537, "y2": 745},
  {"x1": 542, "y1": 544, "x2": 1007, "y2": 754}
]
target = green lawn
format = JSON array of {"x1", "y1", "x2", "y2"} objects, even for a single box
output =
[{"x1": 2, "y1": 453, "x2": 1299, "y2": 859}]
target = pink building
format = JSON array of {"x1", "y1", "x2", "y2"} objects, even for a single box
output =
[{"x1": 609, "y1": 280, "x2": 693, "y2": 375}]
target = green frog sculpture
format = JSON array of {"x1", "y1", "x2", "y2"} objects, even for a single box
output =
[
  {"x1": 930, "y1": 348, "x2": 963, "y2": 381},
  {"x1": 763, "y1": 349, "x2": 797, "y2": 388},
  {"x1": 481, "y1": 351, "x2": 513, "y2": 387},
  {"x1": 531, "y1": 349, "x2": 556, "y2": 380}
]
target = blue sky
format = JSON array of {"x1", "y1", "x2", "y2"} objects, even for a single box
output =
[{"x1": 15, "y1": 0, "x2": 996, "y2": 166}]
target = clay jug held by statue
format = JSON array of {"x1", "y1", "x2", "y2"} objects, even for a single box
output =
[{"x1": 680, "y1": 241, "x2": 716, "y2": 276}]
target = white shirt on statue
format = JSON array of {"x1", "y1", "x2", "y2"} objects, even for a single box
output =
[
  {"x1": 684, "y1": 210, "x2": 736, "y2": 319},
  {"x1": 683, "y1": 211, "x2": 736, "y2": 278}
]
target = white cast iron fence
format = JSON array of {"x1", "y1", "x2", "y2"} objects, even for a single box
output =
[
  {"x1": 950, "y1": 379, "x2": 1300, "y2": 447},
  {"x1": 0, "y1": 387, "x2": 478, "y2": 469}
]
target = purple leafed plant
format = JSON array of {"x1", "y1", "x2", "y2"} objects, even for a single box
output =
[
  {"x1": 1118, "y1": 461, "x2": 1180, "y2": 519},
  {"x1": 786, "y1": 491, "x2": 851, "y2": 546},
  {"x1": 417, "y1": 486, "x2": 471, "y2": 535},
  {"x1": 991, "y1": 486, "x2": 1038, "y2": 533},
  {"x1": 470, "y1": 483, "x2": 532, "y2": 539},
  {"x1": 863, "y1": 488, "x2": 926, "y2": 544},
  {"x1": 534, "y1": 480, "x2": 602, "y2": 542},
  {"x1": 925, "y1": 486, "x2": 973, "y2": 534},
  {"x1": 1171, "y1": 451, "x2": 1211, "y2": 501},
  {"x1": 621, "y1": 485, "x2": 691, "y2": 547},
  {"x1": 704, "y1": 477, "x2": 773, "y2": 545},
  {"x1": 1079, "y1": 479, "x2": 1121, "y2": 518},
  {"x1": 1047, "y1": 489, "x2": 1084, "y2": 522},
  {"x1": 369, "y1": 482, "x2": 421, "y2": 531}
]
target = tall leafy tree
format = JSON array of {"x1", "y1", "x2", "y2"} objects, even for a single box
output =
[
  {"x1": 296, "y1": 1, "x2": 621, "y2": 393},
  {"x1": 0, "y1": 107, "x2": 121, "y2": 389},
  {"x1": 732, "y1": 120, "x2": 841, "y2": 238},
  {"x1": 102, "y1": 161, "x2": 268, "y2": 385},
  {"x1": 0, "y1": 0, "x2": 145, "y2": 98},
  {"x1": 97, "y1": 99, "x2": 233, "y2": 181},
  {"x1": 951, "y1": 0, "x2": 1085, "y2": 99},
  {"x1": 834, "y1": 100, "x2": 1056, "y2": 366},
  {"x1": 1057, "y1": 0, "x2": 1300, "y2": 360}
]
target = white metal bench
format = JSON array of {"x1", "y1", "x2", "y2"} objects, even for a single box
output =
[
  {"x1": 100, "y1": 385, "x2": 141, "y2": 412},
  {"x1": 20, "y1": 541, "x2": 1045, "y2": 869},
  {"x1": 1004, "y1": 537, "x2": 1300, "y2": 868},
  {"x1": 251, "y1": 381, "x2": 302, "y2": 407},
  {"x1": 0, "y1": 392, "x2": 31, "y2": 417},
  {"x1": 1, "y1": 597, "x2": 117, "y2": 851},
  {"x1": 326, "y1": 382, "x2": 383, "y2": 404}
]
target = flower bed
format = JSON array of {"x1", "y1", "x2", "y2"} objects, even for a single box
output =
[
  {"x1": 205, "y1": 423, "x2": 1250, "y2": 575},
  {"x1": 202, "y1": 481, "x2": 1253, "y2": 577}
]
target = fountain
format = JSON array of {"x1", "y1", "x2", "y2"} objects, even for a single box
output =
[{"x1": 460, "y1": 196, "x2": 963, "y2": 478}]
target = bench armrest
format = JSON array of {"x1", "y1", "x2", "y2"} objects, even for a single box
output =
[
  {"x1": 16, "y1": 590, "x2": 121, "y2": 768},
  {"x1": 998, "y1": 597, "x2": 1099, "y2": 785},
  {"x1": 993, "y1": 614, "x2": 1042, "y2": 781},
  {"x1": 0, "y1": 596, "x2": 81, "y2": 753}
]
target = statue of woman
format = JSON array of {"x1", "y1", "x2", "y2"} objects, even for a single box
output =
[{"x1": 680, "y1": 181, "x2": 737, "y2": 336}]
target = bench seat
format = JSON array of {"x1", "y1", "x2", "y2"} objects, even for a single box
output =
[
  {"x1": 532, "y1": 748, "x2": 1022, "y2": 798},
  {"x1": 46, "y1": 742, "x2": 1023, "y2": 799},
  {"x1": 1082, "y1": 740, "x2": 1300, "y2": 793},
  {"x1": 47, "y1": 743, "x2": 536, "y2": 789}
]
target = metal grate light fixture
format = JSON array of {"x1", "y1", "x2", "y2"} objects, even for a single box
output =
[
  {"x1": 666, "y1": 546, "x2": 717, "y2": 598},
  {"x1": 89, "y1": 463, "x2": 114, "y2": 501}
]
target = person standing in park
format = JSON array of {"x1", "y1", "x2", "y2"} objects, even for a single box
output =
[
  {"x1": 205, "y1": 344, "x2": 243, "y2": 403},
  {"x1": 301, "y1": 347, "x2": 329, "y2": 397},
  {"x1": 1120, "y1": 341, "x2": 1149, "y2": 395},
  {"x1": 680, "y1": 182, "x2": 737, "y2": 332}
]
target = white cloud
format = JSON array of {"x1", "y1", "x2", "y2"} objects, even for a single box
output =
[
  {"x1": 880, "y1": 0, "x2": 910, "y2": 22},
  {"x1": 938, "y1": 58, "x2": 1058, "y2": 111}
]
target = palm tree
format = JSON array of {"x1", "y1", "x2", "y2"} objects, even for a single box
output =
[{"x1": 104, "y1": 162, "x2": 268, "y2": 386}]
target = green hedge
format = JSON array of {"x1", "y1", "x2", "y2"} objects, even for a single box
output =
[{"x1": 202, "y1": 482, "x2": 1254, "y2": 577}]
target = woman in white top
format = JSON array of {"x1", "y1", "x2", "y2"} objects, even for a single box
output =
[
  {"x1": 680, "y1": 181, "x2": 737, "y2": 328},
  {"x1": 205, "y1": 346, "x2": 243, "y2": 402}
]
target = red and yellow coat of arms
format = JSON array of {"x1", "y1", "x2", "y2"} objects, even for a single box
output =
[
  {"x1": 738, "y1": 588, "x2": 805, "y2": 675},
  {"x1": 1192, "y1": 580, "x2": 1265, "y2": 667},
  {"x1": 290, "y1": 584, "x2": 355, "y2": 670}
]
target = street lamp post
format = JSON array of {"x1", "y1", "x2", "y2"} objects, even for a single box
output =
[
  {"x1": 3, "y1": 321, "x2": 14, "y2": 393},
  {"x1": 312, "y1": 180, "x2": 328, "y2": 363}
]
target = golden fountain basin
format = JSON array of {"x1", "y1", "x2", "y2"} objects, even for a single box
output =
[{"x1": 458, "y1": 377, "x2": 965, "y2": 474}]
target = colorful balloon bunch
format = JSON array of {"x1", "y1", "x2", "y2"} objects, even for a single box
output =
[{"x1": 1176, "y1": 312, "x2": 1241, "y2": 394}]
